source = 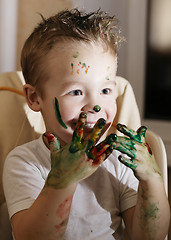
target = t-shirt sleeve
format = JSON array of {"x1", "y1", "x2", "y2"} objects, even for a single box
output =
[{"x1": 2, "y1": 145, "x2": 46, "y2": 218}]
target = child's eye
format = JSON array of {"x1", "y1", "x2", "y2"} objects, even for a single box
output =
[
  {"x1": 69, "y1": 89, "x2": 82, "y2": 96},
  {"x1": 101, "y1": 88, "x2": 111, "y2": 95}
]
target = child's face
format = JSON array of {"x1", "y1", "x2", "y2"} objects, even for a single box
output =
[{"x1": 38, "y1": 42, "x2": 117, "y2": 146}]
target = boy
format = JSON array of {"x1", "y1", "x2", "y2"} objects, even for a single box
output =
[{"x1": 3, "y1": 9, "x2": 170, "y2": 240}]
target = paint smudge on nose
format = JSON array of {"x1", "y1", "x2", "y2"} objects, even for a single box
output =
[
  {"x1": 53, "y1": 97, "x2": 67, "y2": 129},
  {"x1": 93, "y1": 105, "x2": 101, "y2": 112}
]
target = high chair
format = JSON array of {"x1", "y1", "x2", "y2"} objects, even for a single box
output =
[{"x1": 0, "y1": 71, "x2": 168, "y2": 240}]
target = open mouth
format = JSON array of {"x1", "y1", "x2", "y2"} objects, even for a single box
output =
[
  {"x1": 84, "y1": 123, "x2": 95, "y2": 129},
  {"x1": 71, "y1": 121, "x2": 96, "y2": 136}
]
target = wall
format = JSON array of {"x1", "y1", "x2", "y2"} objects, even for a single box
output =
[
  {"x1": 0, "y1": 0, "x2": 18, "y2": 73},
  {"x1": 125, "y1": 0, "x2": 171, "y2": 166},
  {"x1": 17, "y1": 0, "x2": 72, "y2": 69}
]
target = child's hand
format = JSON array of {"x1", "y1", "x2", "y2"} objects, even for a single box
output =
[
  {"x1": 113, "y1": 124, "x2": 161, "y2": 181},
  {"x1": 44, "y1": 112, "x2": 116, "y2": 189}
]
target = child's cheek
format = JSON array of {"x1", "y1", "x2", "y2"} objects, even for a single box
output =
[{"x1": 108, "y1": 101, "x2": 117, "y2": 123}]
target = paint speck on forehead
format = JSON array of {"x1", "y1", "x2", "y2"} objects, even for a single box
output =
[
  {"x1": 71, "y1": 63, "x2": 74, "y2": 74},
  {"x1": 72, "y1": 51, "x2": 79, "y2": 58},
  {"x1": 71, "y1": 61, "x2": 90, "y2": 74},
  {"x1": 106, "y1": 66, "x2": 111, "y2": 80},
  {"x1": 78, "y1": 62, "x2": 90, "y2": 74}
]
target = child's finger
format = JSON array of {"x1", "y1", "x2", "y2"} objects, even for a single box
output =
[
  {"x1": 87, "y1": 134, "x2": 116, "y2": 159},
  {"x1": 113, "y1": 142, "x2": 136, "y2": 159},
  {"x1": 117, "y1": 124, "x2": 146, "y2": 143},
  {"x1": 92, "y1": 145, "x2": 114, "y2": 165},
  {"x1": 43, "y1": 132, "x2": 60, "y2": 152},
  {"x1": 84, "y1": 118, "x2": 106, "y2": 150},
  {"x1": 117, "y1": 124, "x2": 137, "y2": 139},
  {"x1": 69, "y1": 112, "x2": 87, "y2": 153},
  {"x1": 118, "y1": 155, "x2": 138, "y2": 171},
  {"x1": 137, "y1": 126, "x2": 147, "y2": 142},
  {"x1": 116, "y1": 136, "x2": 137, "y2": 149}
]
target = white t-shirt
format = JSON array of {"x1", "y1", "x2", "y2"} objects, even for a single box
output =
[{"x1": 3, "y1": 136, "x2": 138, "y2": 240}]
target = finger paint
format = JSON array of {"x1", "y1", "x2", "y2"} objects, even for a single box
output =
[
  {"x1": 46, "y1": 116, "x2": 114, "y2": 189},
  {"x1": 72, "y1": 51, "x2": 79, "y2": 58},
  {"x1": 87, "y1": 134, "x2": 116, "y2": 159},
  {"x1": 139, "y1": 201, "x2": 159, "y2": 236},
  {"x1": 115, "y1": 144, "x2": 136, "y2": 159},
  {"x1": 78, "y1": 62, "x2": 90, "y2": 74},
  {"x1": 71, "y1": 61, "x2": 90, "y2": 74},
  {"x1": 93, "y1": 105, "x2": 101, "y2": 112},
  {"x1": 71, "y1": 63, "x2": 74, "y2": 74},
  {"x1": 69, "y1": 112, "x2": 87, "y2": 153},
  {"x1": 145, "y1": 142, "x2": 152, "y2": 155},
  {"x1": 117, "y1": 123, "x2": 147, "y2": 143},
  {"x1": 56, "y1": 196, "x2": 73, "y2": 220},
  {"x1": 118, "y1": 155, "x2": 138, "y2": 170},
  {"x1": 53, "y1": 97, "x2": 67, "y2": 129}
]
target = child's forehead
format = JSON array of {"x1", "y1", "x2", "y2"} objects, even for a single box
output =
[
  {"x1": 46, "y1": 40, "x2": 117, "y2": 81},
  {"x1": 52, "y1": 40, "x2": 116, "y2": 59}
]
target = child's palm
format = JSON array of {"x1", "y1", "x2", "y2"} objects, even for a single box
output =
[{"x1": 45, "y1": 113, "x2": 116, "y2": 188}]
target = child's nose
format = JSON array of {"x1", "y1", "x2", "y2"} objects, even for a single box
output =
[{"x1": 81, "y1": 103, "x2": 101, "y2": 113}]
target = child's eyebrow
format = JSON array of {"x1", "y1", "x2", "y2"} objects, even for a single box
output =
[{"x1": 60, "y1": 81, "x2": 82, "y2": 90}]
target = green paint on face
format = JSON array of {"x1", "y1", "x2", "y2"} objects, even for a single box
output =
[
  {"x1": 53, "y1": 97, "x2": 67, "y2": 129},
  {"x1": 77, "y1": 62, "x2": 90, "y2": 74},
  {"x1": 73, "y1": 51, "x2": 79, "y2": 58},
  {"x1": 71, "y1": 63, "x2": 74, "y2": 74},
  {"x1": 93, "y1": 105, "x2": 101, "y2": 112},
  {"x1": 106, "y1": 76, "x2": 110, "y2": 80}
]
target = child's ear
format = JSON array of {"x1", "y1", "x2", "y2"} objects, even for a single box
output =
[{"x1": 23, "y1": 84, "x2": 41, "y2": 112}]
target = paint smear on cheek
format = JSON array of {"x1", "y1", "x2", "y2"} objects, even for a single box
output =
[{"x1": 53, "y1": 97, "x2": 67, "y2": 129}]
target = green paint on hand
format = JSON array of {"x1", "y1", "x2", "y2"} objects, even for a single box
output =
[{"x1": 53, "y1": 97, "x2": 67, "y2": 129}]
